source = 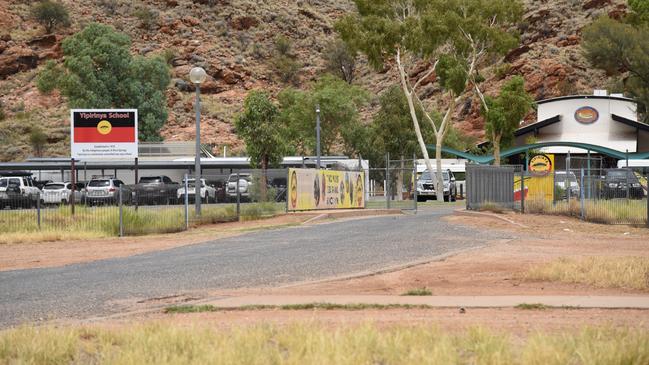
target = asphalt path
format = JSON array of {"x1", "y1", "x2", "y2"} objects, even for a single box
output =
[{"x1": 0, "y1": 207, "x2": 512, "y2": 327}]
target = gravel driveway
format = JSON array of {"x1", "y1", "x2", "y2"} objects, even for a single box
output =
[{"x1": 0, "y1": 207, "x2": 512, "y2": 327}]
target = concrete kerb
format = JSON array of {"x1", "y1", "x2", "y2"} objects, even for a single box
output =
[{"x1": 454, "y1": 209, "x2": 529, "y2": 228}]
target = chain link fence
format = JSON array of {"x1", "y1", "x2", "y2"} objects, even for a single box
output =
[
  {"x1": 367, "y1": 157, "x2": 417, "y2": 210},
  {"x1": 0, "y1": 169, "x2": 290, "y2": 240},
  {"x1": 466, "y1": 163, "x2": 648, "y2": 226}
]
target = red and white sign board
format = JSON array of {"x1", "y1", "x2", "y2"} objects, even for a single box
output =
[{"x1": 71, "y1": 109, "x2": 138, "y2": 159}]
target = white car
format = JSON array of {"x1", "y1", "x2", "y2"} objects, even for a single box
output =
[
  {"x1": 41, "y1": 182, "x2": 84, "y2": 205},
  {"x1": 0, "y1": 175, "x2": 41, "y2": 207},
  {"x1": 177, "y1": 178, "x2": 216, "y2": 203}
]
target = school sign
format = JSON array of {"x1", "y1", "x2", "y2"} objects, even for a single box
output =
[{"x1": 71, "y1": 109, "x2": 138, "y2": 159}]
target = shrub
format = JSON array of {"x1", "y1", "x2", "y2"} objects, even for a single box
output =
[
  {"x1": 493, "y1": 63, "x2": 511, "y2": 79},
  {"x1": 272, "y1": 36, "x2": 301, "y2": 84},
  {"x1": 29, "y1": 127, "x2": 47, "y2": 157},
  {"x1": 134, "y1": 7, "x2": 158, "y2": 30},
  {"x1": 31, "y1": 0, "x2": 70, "y2": 34}
]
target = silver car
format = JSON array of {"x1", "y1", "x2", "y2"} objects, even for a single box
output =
[{"x1": 85, "y1": 178, "x2": 131, "y2": 205}]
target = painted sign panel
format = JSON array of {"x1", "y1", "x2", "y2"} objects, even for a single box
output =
[
  {"x1": 516, "y1": 154, "x2": 555, "y2": 203},
  {"x1": 288, "y1": 168, "x2": 365, "y2": 211},
  {"x1": 574, "y1": 106, "x2": 599, "y2": 124},
  {"x1": 71, "y1": 109, "x2": 138, "y2": 159}
]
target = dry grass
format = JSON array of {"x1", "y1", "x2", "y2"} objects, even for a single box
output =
[
  {"x1": 0, "y1": 323, "x2": 648, "y2": 364},
  {"x1": 525, "y1": 198, "x2": 647, "y2": 225},
  {"x1": 524, "y1": 256, "x2": 649, "y2": 290},
  {"x1": 0, "y1": 203, "x2": 284, "y2": 243},
  {"x1": 0, "y1": 230, "x2": 106, "y2": 245},
  {"x1": 402, "y1": 287, "x2": 433, "y2": 296}
]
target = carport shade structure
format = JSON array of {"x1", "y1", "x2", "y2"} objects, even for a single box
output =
[{"x1": 426, "y1": 142, "x2": 649, "y2": 165}]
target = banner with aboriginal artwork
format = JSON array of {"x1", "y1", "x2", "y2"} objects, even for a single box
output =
[{"x1": 288, "y1": 168, "x2": 365, "y2": 211}]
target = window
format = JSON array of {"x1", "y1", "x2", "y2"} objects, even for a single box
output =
[
  {"x1": 0, "y1": 179, "x2": 7, "y2": 188},
  {"x1": 44, "y1": 184, "x2": 65, "y2": 190},
  {"x1": 9, "y1": 178, "x2": 21, "y2": 186},
  {"x1": 89, "y1": 180, "x2": 110, "y2": 187},
  {"x1": 140, "y1": 177, "x2": 161, "y2": 183}
]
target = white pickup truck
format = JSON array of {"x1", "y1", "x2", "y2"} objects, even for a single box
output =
[{"x1": 0, "y1": 175, "x2": 42, "y2": 208}]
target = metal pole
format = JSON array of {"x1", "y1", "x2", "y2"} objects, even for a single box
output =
[
  {"x1": 184, "y1": 174, "x2": 189, "y2": 230},
  {"x1": 37, "y1": 192, "x2": 41, "y2": 230},
  {"x1": 566, "y1": 151, "x2": 571, "y2": 203},
  {"x1": 580, "y1": 168, "x2": 585, "y2": 220},
  {"x1": 386, "y1": 152, "x2": 390, "y2": 209},
  {"x1": 646, "y1": 171, "x2": 649, "y2": 228},
  {"x1": 195, "y1": 84, "x2": 202, "y2": 216},
  {"x1": 413, "y1": 153, "x2": 417, "y2": 213},
  {"x1": 626, "y1": 149, "x2": 630, "y2": 199},
  {"x1": 316, "y1": 104, "x2": 321, "y2": 169},
  {"x1": 521, "y1": 167, "x2": 525, "y2": 214},
  {"x1": 236, "y1": 172, "x2": 241, "y2": 221},
  {"x1": 134, "y1": 157, "x2": 139, "y2": 211},
  {"x1": 587, "y1": 150, "x2": 591, "y2": 199},
  {"x1": 70, "y1": 158, "x2": 76, "y2": 216},
  {"x1": 118, "y1": 185, "x2": 123, "y2": 237}
]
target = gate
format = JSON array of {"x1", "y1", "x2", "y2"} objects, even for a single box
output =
[{"x1": 466, "y1": 165, "x2": 517, "y2": 210}]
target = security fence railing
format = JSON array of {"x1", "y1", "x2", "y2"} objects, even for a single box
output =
[
  {"x1": 0, "y1": 169, "x2": 291, "y2": 239},
  {"x1": 367, "y1": 157, "x2": 417, "y2": 210},
  {"x1": 466, "y1": 164, "x2": 648, "y2": 226}
]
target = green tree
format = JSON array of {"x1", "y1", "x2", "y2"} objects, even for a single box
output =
[
  {"x1": 235, "y1": 91, "x2": 287, "y2": 200},
  {"x1": 482, "y1": 76, "x2": 533, "y2": 165},
  {"x1": 29, "y1": 127, "x2": 48, "y2": 157},
  {"x1": 323, "y1": 38, "x2": 357, "y2": 84},
  {"x1": 278, "y1": 75, "x2": 369, "y2": 156},
  {"x1": 31, "y1": 0, "x2": 70, "y2": 34},
  {"x1": 37, "y1": 23, "x2": 170, "y2": 141},
  {"x1": 582, "y1": 17, "x2": 649, "y2": 121},
  {"x1": 336, "y1": 0, "x2": 522, "y2": 201}
]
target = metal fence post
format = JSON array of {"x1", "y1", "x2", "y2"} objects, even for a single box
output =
[
  {"x1": 184, "y1": 174, "x2": 189, "y2": 230},
  {"x1": 646, "y1": 170, "x2": 649, "y2": 228},
  {"x1": 413, "y1": 153, "x2": 417, "y2": 213},
  {"x1": 236, "y1": 172, "x2": 241, "y2": 221},
  {"x1": 566, "y1": 151, "x2": 571, "y2": 204},
  {"x1": 580, "y1": 168, "x2": 585, "y2": 220},
  {"x1": 36, "y1": 192, "x2": 41, "y2": 230},
  {"x1": 520, "y1": 167, "x2": 525, "y2": 214},
  {"x1": 386, "y1": 152, "x2": 390, "y2": 209},
  {"x1": 118, "y1": 185, "x2": 124, "y2": 237}
]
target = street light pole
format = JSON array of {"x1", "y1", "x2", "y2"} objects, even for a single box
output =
[
  {"x1": 316, "y1": 104, "x2": 321, "y2": 169},
  {"x1": 189, "y1": 66, "x2": 207, "y2": 216}
]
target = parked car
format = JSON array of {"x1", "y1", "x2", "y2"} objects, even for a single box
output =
[
  {"x1": 0, "y1": 175, "x2": 41, "y2": 208},
  {"x1": 603, "y1": 169, "x2": 644, "y2": 199},
  {"x1": 0, "y1": 181, "x2": 30, "y2": 209},
  {"x1": 226, "y1": 173, "x2": 252, "y2": 202},
  {"x1": 41, "y1": 182, "x2": 84, "y2": 205},
  {"x1": 416, "y1": 169, "x2": 457, "y2": 202},
  {"x1": 554, "y1": 171, "x2": 580, "y2": 199},
  {"x1": 132, "y1": 175, "x2": 180, "y2": 205},
  {"x1": 177, "y1": 178, "x2": 217, "y2": 203},
  {"x1": 85, "y1": 178, "x2": 132, "y2": 205}
]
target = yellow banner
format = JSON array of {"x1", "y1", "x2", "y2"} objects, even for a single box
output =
[
  {"x1": 515, "y1": 154, "x2": 555, "y2": 202},
  {"x1": 288, "y1": 168, "x2": 365, "y2": 211}
]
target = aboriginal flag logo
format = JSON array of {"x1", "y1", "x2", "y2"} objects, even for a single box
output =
[{"x1": 73, "y1": 111, "x2": 136, "y2": 143}]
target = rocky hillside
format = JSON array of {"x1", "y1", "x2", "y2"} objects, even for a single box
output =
[{"x1": 0, "y1": 0, "x2": 628, "y2": 161}]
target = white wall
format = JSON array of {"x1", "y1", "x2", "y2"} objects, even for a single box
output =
[{"x1": 534, "y1": 97, "x2": 638, "y2": 154}]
